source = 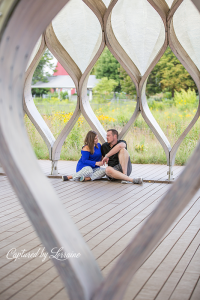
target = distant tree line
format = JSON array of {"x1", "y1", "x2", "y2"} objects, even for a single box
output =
[
  {"x1": 92, "y1": 47, "x2": 197, "y2": 98},
  {"x1": 32, "y1": 47, "x2": 197, "y2": 98}
]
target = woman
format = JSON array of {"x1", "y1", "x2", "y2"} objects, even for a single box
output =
[{"x1": 62, "y1": 131, "x2": 106, "y2": 182}]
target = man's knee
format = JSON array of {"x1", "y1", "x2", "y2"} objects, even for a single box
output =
[
  {"x1": 119, "y1": 148, "x2": 129, "y2": 156},
  {"x1": 106, "y1": 166, "x2": 114, "y2": 177}
]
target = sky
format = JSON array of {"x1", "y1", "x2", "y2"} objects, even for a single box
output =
[{"x1": 44, "y1": 52, "x2": 58, "y2": 75}]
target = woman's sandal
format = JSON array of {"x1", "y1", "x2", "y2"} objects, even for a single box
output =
[{"x1": 62, "y1": 176, "x2": 69, "y2": 181}]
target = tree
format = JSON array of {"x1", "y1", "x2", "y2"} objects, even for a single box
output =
[
  {"x1": 119, "y1": 64, "x2": 162, "y2": 97},
  {"x1": 157, "y1": 47, "x2": 197, "y2": 97},
  {"x1": 32, "y1": 49, "x2": 56, "y2": 96},
  {"x1": 32, "y1": 49, "x2": 56, "y2": 84},
  {"x1": 93, "y1": 77, "x2": 118, "y2": 99},
  {"x1": 119, "y1": 47, "x2": 196, "y2": 97},
  {"x1": 146, "y1": 64, "x2": 162, "y2": 96},
  {"x1": 119, "y1": 65, "x2": 137, "y2": 97},
  {"x1": 94, "y1": 47, "x2": 121, "y2": 92},
  {"x1": 31, "y1": 88, "x2": 50, "y2": 97}
]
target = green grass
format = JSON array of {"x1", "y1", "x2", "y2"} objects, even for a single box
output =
[{"x1": 25, "y1": 97, "x2": 200, "y2": 165}]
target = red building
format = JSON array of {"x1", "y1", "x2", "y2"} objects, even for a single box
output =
[{"x1": 50, "y1": 62, "x2": 76, "y2": 94}]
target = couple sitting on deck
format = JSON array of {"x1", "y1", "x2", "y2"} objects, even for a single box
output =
[{"x1": 62, "y1": 129, "x2": 143, "y2": 184}]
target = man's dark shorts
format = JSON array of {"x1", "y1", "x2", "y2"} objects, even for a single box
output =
[{"x1": 107, "y1": 157, "x2": 132, "y2": 180}]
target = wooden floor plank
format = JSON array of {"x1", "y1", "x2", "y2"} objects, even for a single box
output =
[
  {"x1": 133, "y1": 213, "x2": 200, "y2": 300},
  {"x1": 0, "y1": 162, "x2": 198, "y2": 300},
  {"x1": 170, "y1": 244, "x2": 200, "y2": 300},
  {"x1": 190, "y1": 276, "x2": 200, "y2": 300},
  {"x1": 156, "y1": 231, "x2": 200, "y2": 300}
]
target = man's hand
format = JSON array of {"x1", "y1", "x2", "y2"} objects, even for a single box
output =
[{"x1": 102, "y1": 156, "x2": 109, "y2": 165}]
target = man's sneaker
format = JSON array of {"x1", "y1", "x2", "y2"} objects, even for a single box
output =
[
  {"x1": 121, "y1": 180, "x2": 131, "y2": 184},
  {"x1": 133, "y1": 177, "x2": 143, "y2": 184},
  {"x1": 62, "y1": 176, "x2": 69, "y2": 181}
]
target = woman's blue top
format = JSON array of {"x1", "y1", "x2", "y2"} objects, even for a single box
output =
[{"x1": 76, "y1": 143, "x2": 102, "y2": 172}]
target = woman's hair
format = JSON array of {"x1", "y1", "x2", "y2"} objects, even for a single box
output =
[{"x1": 84, "y1": 131, "x2": 98, "y2": 154}]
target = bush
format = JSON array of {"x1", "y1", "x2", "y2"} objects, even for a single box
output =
[
  {"x1": 60, "y1": 91, "x2": 69, "y2": 100},
  {"x1": 174, "y1": 89, "x2": 197, "y2": 110},
  {"x1": 163, "y1": 92, "x2": 172, "y2": 99},
  {"x1": 117, "y1": 115, "x2": 129, "y2": 126},
  {"x1": 148, "y1": 100, "x2": 165, "y2": 111}
]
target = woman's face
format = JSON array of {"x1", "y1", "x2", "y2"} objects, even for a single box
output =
[{"x1": 94, "y1": 135, "x2": 98, "y2": 145}]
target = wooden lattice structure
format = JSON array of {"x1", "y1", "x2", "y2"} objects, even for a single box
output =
[{"x1": 0, "y1": 0, "x2": 200, "y2": 299}]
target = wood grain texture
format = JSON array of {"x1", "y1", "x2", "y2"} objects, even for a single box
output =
[
  {"x1": 24, "y1": 34, "x2": 55, "y2": 159},
  {"x1": 167, "y1": 7, "x2": 200, "y2": 167},
  {"x1": 192, "y1": 0, "x2": 200, "y2": 12},
  {"x1": 93, "y1": 141, "x2": 200, "y2": 300},
  {"x1": 44, "y1": 1, "x2": 107, "y2": 169},
  {"x1": 104, "y1": 0, "x2": 172, "y2": 165},
  {"x1": 0, "y1": 0, "x2": 20, "y2": 40},
  {"x1": 0, "y1": 1, "x2": 103, "y2": 299},
  {"x1": 0, "y1": 1, "x2": 200, "y2": 300},
  {"x1": 0, "y1": 174, "x2": 199, "y2": 300},
  {"x1": 139, "y1": 0, "x2": 171, "y2": 166}
]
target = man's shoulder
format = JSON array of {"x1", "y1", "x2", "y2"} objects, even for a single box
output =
[
  {"x1": 117, "y1": 140, "x2": 127, "y2": 149},
  {"x1": 117, "y1": 140, "x2": 127, "y2": 144}
]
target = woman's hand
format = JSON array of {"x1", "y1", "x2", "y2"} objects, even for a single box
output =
[{"x1": 95, "y1": 161, "x2": 104, "y2": 166}]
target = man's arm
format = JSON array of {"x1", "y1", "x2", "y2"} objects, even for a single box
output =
[
  {"x1": 106, "y1": 142, "x2": 126, "y2": 158},
  {"x1": 102, "y1": 142, "x2": 126, "y2": 164}
]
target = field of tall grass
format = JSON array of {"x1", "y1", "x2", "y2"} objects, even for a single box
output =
[{"x1": 25, "y1": 90, "x2": 199, "y2": 165}]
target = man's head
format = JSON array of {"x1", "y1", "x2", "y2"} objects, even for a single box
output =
[{"x1": 106, "y1": 129, "x2": 118, "y2": 144}]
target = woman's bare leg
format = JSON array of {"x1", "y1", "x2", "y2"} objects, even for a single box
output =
[{"x1": 83, "y1": 177, "x2": 91, "y2": 181}]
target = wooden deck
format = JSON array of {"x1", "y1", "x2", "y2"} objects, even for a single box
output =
[
  {"x1": 40, "y1": 160, "x2": 184, "y2": 183},
  {"x1": 0, "y1": 161, "x2": 200, "y2": 300}
]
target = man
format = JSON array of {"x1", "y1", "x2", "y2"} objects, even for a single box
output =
[{"x1": 101, "y1": 129, "x2": 143, "y2": 184}]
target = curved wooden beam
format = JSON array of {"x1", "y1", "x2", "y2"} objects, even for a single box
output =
[
  {"x1": 45, "y1": 23, "x2": 82, "y2": 90},
  {"x1": 93, "y1": 140, "x2": 200, "y2": 300},
  {"x1": 0, "y1": 161, "x2": 3, "y2": 174},
  {"x1": 82, "y1": 0, "x2": 106, "y2": 28},
  {"x1": 148, "y1": 0, "x2": 169, "y2": 21},
  {"x1": 45, "y1": 23, "x2": 82, "y2": 173},
  {"x1": 168, "y1": 0, "x2": 184, "y2": 20},
  {"x1": 118, "y1": 100, "x2": 140, "y2": 140},
  {"x1": 138, "y1": 0, "x2": 172, "y2": 166},
  {"x1": 0, "y1": 0, "x2": 20, "y2": 40},
  {"x1": 45, "y1": 1, "x2": 107, "y2": 174},
  {"x1": 24, "y1": 34, "x2": 55, "y2": 159},
  {"x1": 1, "y1": 2, "x2": 200, "y2": 300},
  {"x1": 0, "y1": 1, "x2": 103, "y2": 299},
  {"x1": 104, "y1": 0, "x2": 141, "y2": 139},
  {"x1": 51, "y1": 104, "x2": 81, "y2": 174},
  {"x1": 192, "y1": 0, "x2": 200, "y2": 12},
  {"x1": 78, "y1": 9, "x2": 107, "y2": 143},
  {"x1": 167, "y1": 1, "x2": 200, "y2": 168},
  {"x1": 77, "y1": 0, "x2": 108, "y2": 143}
]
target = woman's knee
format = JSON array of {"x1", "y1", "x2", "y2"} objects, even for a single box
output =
[{"x1": 82, "y1": 166, "x2": 93, "y2": 173}]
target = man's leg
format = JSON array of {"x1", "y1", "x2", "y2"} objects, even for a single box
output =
[
  {"x1": 118, "y1": 148, "x2": 130, "y2": 175},
  {"x1": 106, "y1": 166, "x2": 133, "y2": 182}
]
